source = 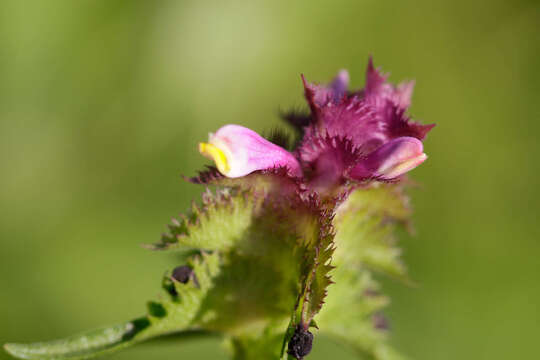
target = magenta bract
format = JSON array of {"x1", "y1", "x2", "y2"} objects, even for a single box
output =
[{"x1": 198, "y1": 58, "x2": 434, "y2": 190}]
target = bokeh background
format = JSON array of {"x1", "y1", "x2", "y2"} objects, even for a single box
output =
[{"x1": 1, "y1": 0, "x2": 539, "y2": 359}]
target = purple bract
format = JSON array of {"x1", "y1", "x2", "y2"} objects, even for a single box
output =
[{"x1": 198, "y1": 58, "x2": 434, "y2": 194}]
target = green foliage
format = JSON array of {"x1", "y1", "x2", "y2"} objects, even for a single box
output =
[
  {"x1": 148, "y1": 189, "x2": 256, "y2": 251},
  {"x1": 279, "y1": 208, "x2": 335, "y2": 359},
  {"x1": 333, "y1": 184, "x2": 411, "y2": 280},
  {"x1": 315, "y1": 184, "x2": 411, "y2": 360},
  {"x1": 226, "y1": 325, "x2": 286, "y2": 360},
  {"x1": 4, "y1": 322, "x2": 144, "y2": 360},
  {"x1": 282, "y1": 210, "x2": 334, "y2": 336},
  {"x1": 300, "y1": 214, "x2": 335, "y2": 325},
  {"x1": 5, "y1": 183, "x2": 413, "y2": 360},
  {"x1": 4, "y1": 251, "x2": 221, "y2": 360}
]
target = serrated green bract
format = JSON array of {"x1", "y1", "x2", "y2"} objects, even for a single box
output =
[
  {"x1": 5, "y1": 181, "x2": 414, "y2": 360},
  {"x1": 333, "y1": 184, "x2": 411, "y2": 280},
  {"x1": 226, "y1": 325, "x2": 286, "y2": 360},
  {"x1": 148, "y1": 189, "x2": 256, "y2": 251},
  {"x1": 4, "y1": 251, "x2": 221, "y2": 360},
  {"x1": 315, "y1": 184, "x2": 411, "y2": 360},
  {"x1": 6, "y1": 188, "x2": 324, "y2": 360},
  {"x1": 284, "y1": 210, "x2": 335, "y2": 329}
]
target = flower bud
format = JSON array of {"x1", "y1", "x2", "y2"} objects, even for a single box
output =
[
  {"x1": 349, "y1": 137, "x2": 427, "y2": 180},
  {"x1": 199, "y1": 124, "x2": 302, "y2": 178}
]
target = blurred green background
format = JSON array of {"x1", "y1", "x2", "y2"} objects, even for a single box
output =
[{"x1": 1, "y1": 0, "x2": 539, "y2": 359}]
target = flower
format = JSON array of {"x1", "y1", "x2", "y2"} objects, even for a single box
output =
[
  {"x1": 348, "y1": 136, "x2": 427, "y2": 180},
  {"x1": 198, "y1": 58, "x2": 434, "y2": 191},
  {"x1": 199, "y1": 124, "x2": 302, "y2": 178}
]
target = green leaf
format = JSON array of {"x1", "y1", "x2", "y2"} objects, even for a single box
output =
[
  {"x1": 316, "y1": 269, "x2": 403, "y2": 360},
  {"x1": 190, "y1": 197, "x2": 319, "y2": 333},
  {"x1": 4, "y1": 252, "x2": 222, "y2": 360},
  {"x1": 4, "y1": 321, "x2": 148, "y2": 360},
  {"x1": 315, "y1": 184, "x2": 412, "y2": 360},
  {"x1": 281, "y1": 209, "x2": 336, "y2": 358},
  {"x1": 226, "y1": 325, "x2": 286, "y2": 360},
  {"x1": 190, "y1": 168, "x2": 301, "y2": 199},
  {"x1": 5, "y1": 183, "x2": 415, "y2": 360},
  {"x1": 148, "y1": 189, "x2": 256, "y2": 251},
  {"x1": 298, "y1": 213, "x2": 335, "y2": 326},
  {"x1": 333, "y1": 184, "x2": 411, "y2": 280}
]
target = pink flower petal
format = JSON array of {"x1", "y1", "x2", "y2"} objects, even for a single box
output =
[
  {"x1": 199, "y1": 124, "x2": 302, "y2": 178},
  {"x1": 349, "y1": 137, "x2": 427, "y2": 180}
]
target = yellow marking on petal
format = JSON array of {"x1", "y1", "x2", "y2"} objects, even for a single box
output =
[{"x1": 199, "y1": 142, "x2": 230, "y2": 174}]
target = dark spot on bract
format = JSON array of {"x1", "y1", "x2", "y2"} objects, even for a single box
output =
[
  {"x1": 287, "y1": 325, "x2": 313, "y2": 359},
  {"x1": 162, "y1": 275, "x2": 178, "y2": 296},
  {"x1": 147, "y1": 301, "x2": 167, "y2": 318},
  {"x1": 122, "y1": 317, "x2": 150, "y2": 341},
  {"x1": 363, "y1": 288, "x2": 380, "y2": 297},
  {"x1": 372, "y1": 313, "x2": 390, "y2": 330}
]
